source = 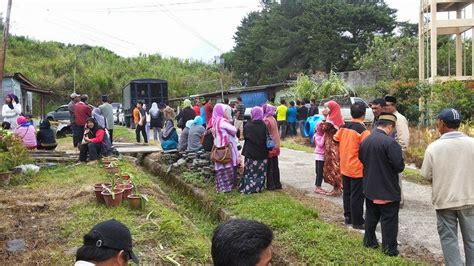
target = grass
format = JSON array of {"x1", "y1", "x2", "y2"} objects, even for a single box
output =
[
  {"x1": 2, "y1": 161, "x2": 211, "y2": 264},
  {"x1": 403, "y1": 168, "x2": 430, "y2": 185},
  {"x1": 280, "y1": 139, "x2": 313, "y2": 153},
  {"x1": 172, "y1": 177, "x2": 417, "y2": 264},
  {"x1": 113, "y1": 126, "x2": 137, "y2": 143}
]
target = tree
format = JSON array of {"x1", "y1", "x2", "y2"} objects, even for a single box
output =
[{"x1": 225, "y1": 0, "x2": 397, "y2": 85}]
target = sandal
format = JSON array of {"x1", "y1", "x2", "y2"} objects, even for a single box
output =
[
  {"x1": 314, "y1": 187, "x2": 328, "y2": 195},
  {"x1": 326, "y1": 189, "x2": 342, "y2": 197}
]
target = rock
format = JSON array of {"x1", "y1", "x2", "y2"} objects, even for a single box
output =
[{"x1": 7, "y1": 239, "x2": 26, "y2": 252}]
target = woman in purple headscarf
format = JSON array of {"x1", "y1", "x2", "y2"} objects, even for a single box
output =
[
  {"x1": 262, "y1": 104, "x2": 282, "y2": 190},
  {"x1": 240, "y1": 106, "x2": 269, "y2": 194},
  {"x1": 212, "y1": 103, "x2": 240, "y2": 193}
]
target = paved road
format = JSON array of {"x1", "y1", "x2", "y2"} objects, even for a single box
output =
[{"x1": 278, "y1": 147, "x2": 460, "y2": 259}]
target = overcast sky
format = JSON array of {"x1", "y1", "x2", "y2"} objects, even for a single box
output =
[{"x1": 2, "y1": 0, "x2": 420, "y2": 62}]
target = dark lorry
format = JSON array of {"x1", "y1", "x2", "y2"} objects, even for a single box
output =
[{"x1": 122, "y1": 78, "x2": 168, "y2": 128}]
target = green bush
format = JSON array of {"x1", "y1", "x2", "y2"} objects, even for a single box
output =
[
  {"x1": 430, "y1": 80, "x2": 474, "y2": 122},
  {"x1": 0, "y1": 129, "x2": 31, "y2": 172}
]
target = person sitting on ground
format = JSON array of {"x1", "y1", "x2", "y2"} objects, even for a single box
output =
[
  {"x1": 178, "y1": 120, "x2": 193, "y2": 151},
  {"x1": 36, "y1": 119, "x2": 57, "y2": 150},
  {"x1": 75, "y1": 219, "x2": 139, "y2": 266},
  {"x1": 212, "y1": 219, "x2": 273, "y2": 266},
  {"x1": 1, "y1": 121, "x2": 11, "y2": 130},
  {"x1": 15, "y1": 116, "x2": 37, "y2": 150},
  {"x1": 79, "y1": 117, "x2": 112, "y2": 162},
  {"x1": 187, "y1": 116, "x2": 206, "y2": 151},
  {"x1": 160, "y1": 119, "x2": 179, "y2": 151}
]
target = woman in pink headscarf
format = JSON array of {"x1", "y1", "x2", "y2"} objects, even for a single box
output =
[
  {"x1": 262, "y1": 104, "x2": 282, "y2": 190},
  {"x1": 15, "y1": 116, "x2": 37, "y2": 150},
  {"x1": 320, "y1": 100, "x2": 344, "y2": 196},
  {"x1": 240, "y1": 106, "x2": 269, "y2": 194},
  {"x1": 212, "y1": 103, "x2": 240, "y2": 193}
]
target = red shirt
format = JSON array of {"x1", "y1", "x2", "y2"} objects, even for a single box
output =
[
  {"x1": 90, "y1": 129, "x2": 105, "y2": 144},
  {"x1": 193, "y1": 105, "x2": 201, "y2": 116},
  {"x1": 204, "y1": 103, "x2": 213, "y2": 128},
  {"x1": 74, "y1": 102, "x2": 92, "y2": 126}
]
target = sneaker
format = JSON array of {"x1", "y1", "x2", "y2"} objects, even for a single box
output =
[{"x1": 352, "y1": 224, "x2": 365, "y2": 230}]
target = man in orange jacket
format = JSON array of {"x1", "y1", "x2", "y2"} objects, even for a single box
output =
[{"x1": 334, "y1": 102, "x2": 370, "y2": 230}]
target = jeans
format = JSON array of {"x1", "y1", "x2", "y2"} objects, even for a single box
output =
[
  {"x1": 108, "y1": 129, "x2": 113, "y2": 144},
  {"x1": 436, "y1": 207, "x2": 474, "y2": 266},
  {"x1": 342, "y1": 176, "x2": 365, "y2": 226},
  {"x1": 135, "y1": 124, "x2": 148, "y2": 143},
  {"x1": 73, "y1": 124, "x2": 84, "y2": 148},
  {"x1": 364, "y1": 199, "x2": 400, "y2": 256},
  {"x1": 151, "y1": 127, "x2": 162, "y2": 141},
  {"x1": 277, "y1": 121, "x2": 287, "y2": 139},
  {"x1": 79, "y1": 142, "x2": 102, "y2": 162},
  {"x1": 288, "y1": 122, "x2": 297, "y2": 136},
  {"x1": 315, "y1": 160, "x2": 324, "y2": 187},
  {"x1": 298, "y1": 120, "x2": 306, "y2": 137}
]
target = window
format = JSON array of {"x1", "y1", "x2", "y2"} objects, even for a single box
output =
[{"x1": 58, "y1": 106, "x2": 68, "y2": 112}]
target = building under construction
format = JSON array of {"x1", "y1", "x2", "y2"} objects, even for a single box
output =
[{"x1": 419, "y1": 0, "x2": 474, "y2": 82}]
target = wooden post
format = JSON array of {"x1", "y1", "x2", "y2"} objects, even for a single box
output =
[
  {"x1": 456, "y1": 9, "x2": 463, "y2": 77},
  {"x1": 40, "y1": 94, "x2": 45, "y2": 119},
  {"x1": 430, "y1": 0, "x2": 437, "y2": 79},
  {"x1": 419, "y1": 0, "x2": 425, "y2": 80},
  {"x1": 0, "y1": 0, "x2": 13, "y2": 90}
]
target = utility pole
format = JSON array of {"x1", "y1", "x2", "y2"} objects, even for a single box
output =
[{"x1": 0, "y1": 0, "x2": 13, "y2": 91}]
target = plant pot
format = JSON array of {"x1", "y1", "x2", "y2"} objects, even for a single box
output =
[
  {"x1": 0, "y1": 171, "x2": 12, "y2": 185},
  {"x1": 122, "y1": 184, "x2": 134, "y2": 200},
  {"x1": 121, "y1": 173, "x2": 131, "y2": 180},
  {"x1": 93, "y1": 183, "x2": 112, "y2": 204},
  {"x1": 105, "y1": 166, "x2": 120, "y2": 174},
  {"x1": 127, "y1": 194, "x2": 143, "y2": 209},
  {"x1": 101, "y1": 188, "x2": 124, "y2": 207}
]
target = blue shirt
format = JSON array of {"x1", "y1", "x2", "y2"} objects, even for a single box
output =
[{"x1": 287, "y1": 107, "x2": 297, "y2": 123}]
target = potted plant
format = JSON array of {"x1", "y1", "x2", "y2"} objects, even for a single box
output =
[
  {"x1": 101, "y1": 156, "x2": 118, "y2": 166},
  {"x1": 101, "y1": 185, "x2": 124, "y2": 207},
  {"x1": 119, "y1": 172, "x2": 132, "y2": 180},
  {"x1": 127, "y1": 182, "x2": 148, "y2": 210},
  {"x1": 93, "y1": 182, "x2": 111, "y2": 204},
  {"x1": 104, "y1": 161, "x2": 120, "y2": 174},
  {"x1": 0, "y1": 154, "x2": 13, "y2": 185}
]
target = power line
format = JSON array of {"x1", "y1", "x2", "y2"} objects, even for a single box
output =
[
  {"x1": 156, "y1": 1, "x2": 224, "y2": 53},
  {"x1": 72, "y1": 0, "x2": 210, "y2": 12},
  {"x1": 70, "y1": 5, "x2": 253, "y2": 14}
]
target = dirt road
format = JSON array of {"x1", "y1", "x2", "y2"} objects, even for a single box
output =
[{"x1": 278, "y1": 147, "x2": 460, "y2": 261}]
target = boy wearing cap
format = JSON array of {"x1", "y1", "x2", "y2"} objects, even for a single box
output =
[
  {"x1": 75, "y1": 219, "x2": 139, "y2": 265},
  {"x1": 359, "y1": 112, "x2": 405, "y2": 256},
  {"x1": 421, "y1": 108, "x2": 474, "y2": 266}
]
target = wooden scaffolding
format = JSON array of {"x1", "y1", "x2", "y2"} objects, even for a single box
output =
[{"x1": 419, "y1": 0, "x2": 474, "y2": 82}]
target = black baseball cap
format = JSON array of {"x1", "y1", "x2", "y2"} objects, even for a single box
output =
[
  {"x1": 83, "y1": 219, "x2": 139, "y2": 264},
  {"x1": 369, "y1": 98, "x2": 386, "y2": 107},
  {"x1": 438, "y1": 108, "x2": 462, "y2": 123}
]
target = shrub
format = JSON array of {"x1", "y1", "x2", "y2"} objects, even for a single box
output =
[
  {"x1": 0, "y1": 129, "x2": 31, "y2": 171},
  {"x1": 430, "y1": 80, "x2": 474, "y2": 122}
]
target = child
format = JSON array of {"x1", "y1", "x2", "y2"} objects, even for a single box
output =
[
  {"x1": 36, "y1": 119, "x2": 57, "y2": 150},
  {"x1": 15, "y1": 116, "x2": 37, "y2": 150},
  {"x1": 313, "y1": 122, "x2": 326, "y2": 194}
]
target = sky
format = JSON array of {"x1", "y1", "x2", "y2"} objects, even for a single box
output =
[{"x1": 2, "y1": 0, "x2": 420, "y2": 62}]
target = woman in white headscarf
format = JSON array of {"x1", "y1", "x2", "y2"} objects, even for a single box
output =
[{"x1": 149, "y1": 102, "x2": 164, "y2": 142}]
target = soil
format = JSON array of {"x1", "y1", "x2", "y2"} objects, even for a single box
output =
[{"x1": 0, "y1": 179, "x2": 189, "y2": 264}]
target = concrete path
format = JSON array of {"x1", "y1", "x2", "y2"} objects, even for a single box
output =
[{"x1": 278, "y1": 147, "x2": 455, "y2": 259}]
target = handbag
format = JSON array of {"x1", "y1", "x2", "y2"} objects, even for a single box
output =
[
  {"x1": 200, "y1": 129, "x2": 214, "y2": 152},
  {"x1": 211, "y1": 144, "x2": 232, "y2": 164}
]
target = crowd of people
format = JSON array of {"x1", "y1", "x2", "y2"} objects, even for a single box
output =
[{"x1": 2, "y1": 94, "x2": 57, "y2": 150}]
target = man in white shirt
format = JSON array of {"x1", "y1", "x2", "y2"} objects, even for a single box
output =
[{"x1": 421, "y1": 108, "x2": 474, "y2": 266}]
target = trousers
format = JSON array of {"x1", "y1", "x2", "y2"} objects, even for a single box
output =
[
  {"x1": 364, "y1": 199, "x2": 400, "y2": 256},
  {"x1": 342, "y1": 176, "x2": 365, "y2": 226},
  {"x1": 436, "y1": 207, "x2": 474, "y2": 266}
]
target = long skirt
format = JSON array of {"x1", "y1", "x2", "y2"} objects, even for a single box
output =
[
  {"x1": 240, "y1": 158, "x2": 268, "y2": 195},
  {"x1": 215, "y1": 166, "x2": 237, "y2": 193},
  {"x1": 266, "y1": 156, "x2": 282, "y2": 190},
  {"x1": 323, "y1": 132, "x2": 342, "y2": 191}
]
